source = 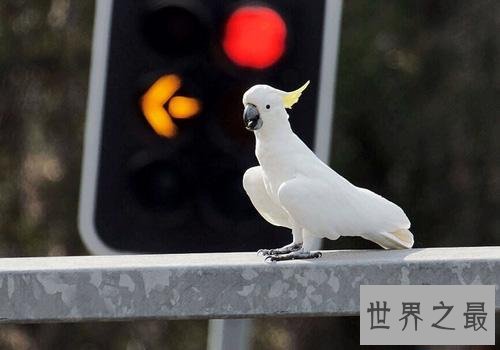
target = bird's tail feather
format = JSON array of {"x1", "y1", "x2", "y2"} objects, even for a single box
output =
[{"x1": 363, "y1": 229, "x2": 414, "y2": 250}]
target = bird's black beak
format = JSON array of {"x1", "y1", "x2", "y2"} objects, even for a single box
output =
[{"x1": 243, "y1": 104, "x2": 263, "y2": 131}]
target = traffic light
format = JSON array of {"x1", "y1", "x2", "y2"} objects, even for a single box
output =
[{"x1": 79, "y1": 0, "x2": 340, "y2": 254}]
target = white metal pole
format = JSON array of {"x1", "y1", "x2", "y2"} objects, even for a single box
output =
[{"x1": 207, "y1": 319, "x2": 252, "y2": 350}]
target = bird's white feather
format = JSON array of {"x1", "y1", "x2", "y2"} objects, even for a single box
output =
[
  {"x1": 243, "y1": 166, "x2": 290, "y2": 228},
  {"x1": 242, "y1": 84, "x2": 413, "y2": 250}
]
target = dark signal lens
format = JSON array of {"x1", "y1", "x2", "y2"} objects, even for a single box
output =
[
  {"x1": 223, "y1": 6, "x2": 287, "y2": 69},
  {"x1": 143, "y1": 5, "x2": 209, "y2": 56},
  {"x1": 130, "y1": 159, "x2": 185, "y2": 210}
]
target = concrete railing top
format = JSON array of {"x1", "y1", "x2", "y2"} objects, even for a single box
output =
[{"x1": 0, "y1": 246, "x2": 498, "y2": 323}]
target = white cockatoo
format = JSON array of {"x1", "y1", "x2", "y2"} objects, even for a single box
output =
[{"x1": 242, "y1": 81, "x2": 414, "y2": 261}]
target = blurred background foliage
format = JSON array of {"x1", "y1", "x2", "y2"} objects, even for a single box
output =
[{"x1": 0, "y1": 0, "x2": 498, "y2": 349}]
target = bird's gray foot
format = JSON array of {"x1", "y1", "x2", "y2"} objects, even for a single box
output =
[
  {"x1": 265, "y1": 251, "x2": 322, "y2": 262},
  {"x1": 257, "y1": 243, "x2": 303, "y2": 256}
]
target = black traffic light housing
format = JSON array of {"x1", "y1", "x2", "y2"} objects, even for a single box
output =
[{"x1": 79, "y1": 0, "x2": 339, "y2": 254}]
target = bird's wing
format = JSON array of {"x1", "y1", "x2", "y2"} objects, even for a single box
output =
[
  {"x1": 243, "y1": 166, "x2": 290, "y2": 228},
  {"x1": 277, "y1": 176, "x2": 410, "y2": 239},
  {"x1": 277, "y1": 177, "x2": 342, "y2": 238},
  {"x1": 355, "y1": 187, "x2": 410, "y2": 230}
]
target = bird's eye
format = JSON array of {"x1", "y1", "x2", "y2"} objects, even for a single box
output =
[{"x1": 266, "y1": 104, "x2": 270, "y2": 109}]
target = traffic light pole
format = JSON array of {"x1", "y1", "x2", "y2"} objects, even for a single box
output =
[
  {"x1": 207, "y1": 1, "x2": 344, "y2": 349},
  {"x1": 208, "y1": 319, "x2": 252, "y2": 350}
]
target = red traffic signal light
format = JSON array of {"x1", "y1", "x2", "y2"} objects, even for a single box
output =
[{"x1": 223, "y1": 6, "x2": 287, "y2": 69}]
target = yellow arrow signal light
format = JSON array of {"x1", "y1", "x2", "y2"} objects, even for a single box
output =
[
  {"x1": 168, "y1": 96, "x2": 201, "y2": 119},
  {"x1": 141, "y1": 74, "x2": 201, "y2": 138}
]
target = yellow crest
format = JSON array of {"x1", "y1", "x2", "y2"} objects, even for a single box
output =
[{"x1": 282, "y1": 81, "x2": 310, "y2": 109}]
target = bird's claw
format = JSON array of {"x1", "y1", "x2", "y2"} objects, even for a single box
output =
[
  {"x1": 258, "y1": 248, "x2": 284, "y2": 256},
  {"x1": 257, "y1": 243, "x2": 303, "y2": 256},
  {"x1": 257, "y1": 249, "x2": 272, "y2": 256},
  {"x1": 264, "y1": 255, "x2": 277, "y2": 262},
  {"x1": 263, "y1": 251, "x2": 322, "y2": 262}
]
